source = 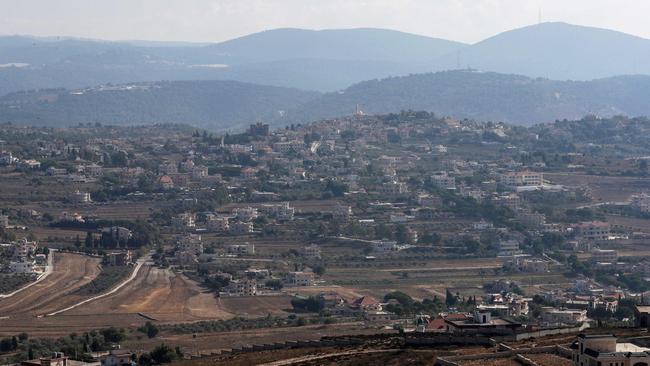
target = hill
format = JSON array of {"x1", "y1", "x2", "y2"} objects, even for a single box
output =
[
  {"x1": 0, "y1": 80, "x2": 320, "y2": 130},
  {"x1": 292, "y1": 71, "x2": 650, "y2": 125},
  {"x1": 3, "y1": 71, "x2": 650, "y2": 128},
  {"x1": 0, "y1": 29, "x2": 465, "y2": 95},
  {"x1": 436, "y1": 22, "x2": 650, "y2": 80}
]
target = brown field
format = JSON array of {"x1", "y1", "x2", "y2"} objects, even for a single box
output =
[
  {"x1": 525, "y1": 353, "x2": 573, "y2": 366},
  {"x1": 134, "y1": 322, "x2": 392, "y2": 357},
  {"x1": 546, "y1": 173, "x2": 649, "y2": 203},
  {"x1": 68, "y1": 266, "x2": 229, "y2": 323},
  {"x1": 0, "y1": 252, "x2": 102, "y2": 335},
  {"x1": 606, "y1": 214, "x2": 650, "y2": 233},
  {"x1": 0, "y1": 259, "x2": 265, "y2": 336},
  {"x1": 0, "y1": 252, "x2": 101, "y2": 316},
  {"x1": 0, "y1": 173, "x2": 98, "y2": 203}
]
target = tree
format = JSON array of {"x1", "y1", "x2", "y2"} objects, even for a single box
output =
[
  {"x1": 149, "y1": 344, "x2": 179, "y2": 364},
  {"x1": 265, "y1": 279, "x2": 283, "y2": 290},
  {"x1": 384, "y1": 291, "x2": 414, "y2": 307},
  {"x1": 138, "y1": 353, "x2": 153, "y2": 366},
  {"x1": 313, "y1": 265, "x2": 326, "y2": 276},
  {"x1": 100, "y1": 327, "x2": 126, "y2": 344},
  {"x1": 85, "y1": 232, "x2": 94, "y2": 248},
  {"x1": 139, "y1": 321, "x2": 159, "y2": 339},
  {"x1": 445, "y1": 288, "x2": 457, "y2": 307}
]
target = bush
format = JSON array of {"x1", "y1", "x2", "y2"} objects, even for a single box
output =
[{"x1": 138, "y1": 322, "x2": 159, "y2": 339}]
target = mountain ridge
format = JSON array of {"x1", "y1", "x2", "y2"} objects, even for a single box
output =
[{"x1": 3, "y1": 70, "x2": 650, "y2": 129}]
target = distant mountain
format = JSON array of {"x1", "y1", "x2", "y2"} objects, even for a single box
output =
[
  {"x1": 435, "y1": 22, "x2": 650, "y2": 80},
  {"x1": 198, "y1": 28, "x2": 465, "y2": 64},
  {"x1": 292, "y1": 71, "x2": 650, "y2": 125},
  {"x1": 4, "y1": 71, "x2": 650, "y2": 129},
  {"x1": 0, "y1": 29, "x2": 466, "y2": 95},
  {"x1": 0, "y1": 80, "x2": 320, "y2": 130}
]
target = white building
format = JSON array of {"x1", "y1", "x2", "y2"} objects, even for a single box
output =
[
  {"x1": 234, "y1": 207, "x2": 258, "y2": 222},
  {"x1": 284, "y1": 271, "x2": 314, "y2": 286},
  {"x1": 72, "y1": 190, "x2": 92, "y2": 204},
  {"x1": 10, "y1": 260, "x2": 35, "y2": 273},
  {"x1": 0, "y1": 214, "x2": 8, "y2": 228},
  {"x1": 207, "y1": 216, "x2": 230, "y2": 232},
  {"x1": 172, "y1": 213, "x2": 195, "y2": 228},
  {"x1": 230, "y1": 221, "x2": 254, "y2": 235},
  {"x1": 498, "y1": 240, "x2": 522, "y2": 256},
  {"x1": 303, "y1": 244, "x2": 322, "y2": 259},
  {"x1": 191, "y1": 165, "x2": 209, "y2": 179},
  {"x1": 572, "y1": 334, "x2": 650, "y2": 366},
  {"x1": 158, "y1": 162, "x2": 178, "y2": 175},
  {"x1": 260, "y1": 202, "x2": 295, "y2": 221},
  {"x1": 592, "y1": 248, "x2": 617, "y2": 264},
  {"x1": 631, "y1": 193, "x2": 650, "y2": 213},
  {"x1": 500, "y1": 171, "x2": 543, "y2": 186},
  {"x1": 541, "y1": 307, "x2": 587, "y2": 325},
  {"x1": 431, "y1": 172, "x2": 456, "y2": 190}
]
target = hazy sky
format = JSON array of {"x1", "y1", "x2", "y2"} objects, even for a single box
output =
[{"x1": 1, "y1": 0, "x2": 650, "y2": 44}]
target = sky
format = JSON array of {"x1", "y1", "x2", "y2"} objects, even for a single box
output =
[{"x1": 1, "y1": 0, "x2": 650, "y2": 44}]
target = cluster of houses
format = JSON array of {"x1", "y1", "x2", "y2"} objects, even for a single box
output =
[{"x1": 0, "y1": 238, "x2": 45, "y2": 274}]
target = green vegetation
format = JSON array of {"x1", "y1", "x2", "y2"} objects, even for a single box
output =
[
  {"x1": 383, "y1": 291, "x2": 446, "y2": 316},
  {"x1": 138, "y1": 322, "x2": 160, "y2": 339},
  {"x1": 1, "y1": 328, "x2": 126, "y2": 363},
  {"x1": 73, "y1": 266, "x2": 132, "y2": 296},
  {"x1": 0, "y1": 274, "x2": 35, "y2": 294}
]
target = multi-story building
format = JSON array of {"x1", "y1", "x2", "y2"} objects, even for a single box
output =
[
  {"x1": 541, "y1": 307, "x2": 587, "y2": 325},
  {"x1": 631, "y1": 193, "x2": 650, "y2": 213},
  {"x1": 572, "y1": 334, "x2": 650, "y2": 366},
  {"x1": 207, "y1": 216, "x2": 230, "y2": 232},
  {"x1": 10, "y1": 260, "x2": 35, "y2": 273},
  {"x1": 191, "y1": 165, "x2": 208, "y2": 179},
  {"x1": 234, "y1": 207, "x2": 258, "y2": 222},
  {"x1": 378, "y1": 181, "x2": 408, "y2": 195},
  {"x1": 172, "y1": 213, "x2": 195, "y2": 228},
  {"x1": 431, "y1": 172, "x2": 456, "y2": 190},
  {"x1": 498, "y1": 240, "x2": 522, "y2": 256},
  {"x1": 229, "y1": 221, "x2": 254, "y2": 235},
  {"x1": 592, "y1": 248, "x2": 617, "y2": 264},
  {"x1": 303, "y1": 244, "x2": 322, "y2": 259},
  {"x1": 72, "y1": 190, "x2": 92, "y2": 204},
  {"x1": 226, "y1": 243, "x2": 255, "y2": 256},
  {"x1": 260, "y1": 202, "x2": 295, "y2": 221},
  {"x1": 500, "y1": 171, "x2": 543, "y2": 186},
  {"x1": 177, "y1": 234, "x2": 203, "y2": 255},
  {"x1": 83, "y1": 163, "x2": 103, "y2": 177},
  {"x1": 579, "y1": 221, "x2": 611, "y2": 241},
  {"x1": 284, "y1": 271, "x2": 314, "y2": 286},
  {"x1": 227, "y1": 279, "x2": 257, "y2": 296},
  {"x1": 0, "y1": 214, "x2": 8, "y2": 228},
  {"x1": 158, "y1": 162, "x2": 178, "y2": 175}
]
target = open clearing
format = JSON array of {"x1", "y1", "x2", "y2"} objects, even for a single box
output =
[{"x1": 0, "y1": 252, "x2": 100, "y2": 317}]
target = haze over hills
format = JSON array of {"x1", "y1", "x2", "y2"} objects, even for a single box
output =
[
  {"x1": 292, "y1": 71, "x2": 650, "y2": 125},
  {"x1": 434, "y1": 22, "x2": 650, "y2": 80},
  {"x1": 3, "y1": 70, "x2": 650, "y2": 128},
  {"x1": 0, "y1": 28, "x2": 465, "y2": 95},
  {"x1": 3, "y1": 22, "x2": 650, "y2": 96},
  {"x1": 0, "y1": 80, "x2": 320, "y2": 130}
]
